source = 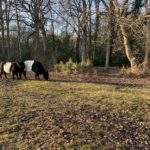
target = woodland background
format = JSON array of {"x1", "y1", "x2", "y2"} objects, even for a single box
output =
[{"x1": 0, "y1": 0, "x2": 150, "y2": 73}]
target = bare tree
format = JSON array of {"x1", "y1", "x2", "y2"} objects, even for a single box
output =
[
  {"x1": 143, "y1": 0, "x2": 150, "y2": 72},
  {"x1": 88, "y1": 0, "x2": 92, "y2": 60},
  {"x1": 113, "y1": 0, "x2": 140, "y2": 72},
  {"x1": 14, "y1": 0, "x2": 21, "y2": 59},
  {"x1": 93, "y1": 0, "x2": 100, "y2": 61},
  {"x1": 5, "y1": 0, "x2": 11, "y2": 59},
  {"x1": 21, "y1": 0, "x2": 50, "y2": 62},
  {"x1": 0, "y1": 0, "x2": 5, "y2": 56}
]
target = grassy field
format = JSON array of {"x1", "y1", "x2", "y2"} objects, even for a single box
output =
[{"x1": 0, "y1": 73, "x2": 150, "y2": 150}]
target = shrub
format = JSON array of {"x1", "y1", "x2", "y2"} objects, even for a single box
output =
[
  {"x1": 54, "y1": 61, "x2": 66, "y2": 72},
  {"x1": 54, "y1": 58, "x2": 93, "y2": 74},
  {"x1": 120, "y1": 66, "x2": 146, "y2": 76},
  {"x1": 65, "y1": 58, "x2": 78, "y2": 73},
  {"x1": 78, "y1": 59, "x2": 93, "y2": 73},
  {"x1": 120, "y1": 66, "x2": 132, "y2": 75}
]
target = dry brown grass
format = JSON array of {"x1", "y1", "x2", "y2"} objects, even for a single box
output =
[{"x1": 0, "y1": 73, "x2": 149, "y2": 149}]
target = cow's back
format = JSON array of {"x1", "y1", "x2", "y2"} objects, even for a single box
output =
[
  {"x1": 3, "y1": 62, "x2": 12, "y2": 73},
  {"x1": 24, "y1": 60, "x2": 34, "y2": 72}
]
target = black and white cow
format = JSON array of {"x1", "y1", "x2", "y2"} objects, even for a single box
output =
[
  {"x1": 0, "y1": 62, "x2": 23, "y2": 79},
  {"x1": 21, "y1": 60, "x2": 49, "y2": 80},
  {"x1": 0, "y1": 60, "x2": 49, "y2": 80}
]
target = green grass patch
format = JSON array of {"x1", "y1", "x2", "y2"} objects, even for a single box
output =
[{"x1": 0, "y1": 79, "x2": 149, "y2": 149}]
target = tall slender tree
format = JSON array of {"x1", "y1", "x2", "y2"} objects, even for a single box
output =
[
  {"x1": 15, "y1": 0, "x2": 21, "y2": 59},
  {"x1": 0, "y1": 0, "x2": 5, "y2": 56}
]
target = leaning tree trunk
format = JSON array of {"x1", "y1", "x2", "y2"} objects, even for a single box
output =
[
  {"x1": 113, "y1": 0, "x2": 138, "y2": 73},
  {"x1": 120, "y1": 24, "x2": 137, "y2": 71},
  {"x1": 143, "y1": 0, "x2": 150, "y2": 72}
]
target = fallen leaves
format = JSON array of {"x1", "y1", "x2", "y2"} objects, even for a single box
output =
[{"x1": 0, "y1": 74, "x2": 149, "y2": 149}]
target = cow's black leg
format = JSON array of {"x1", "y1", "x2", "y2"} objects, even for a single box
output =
[
  {"x1": 19, "y1": 72, "x2": 22, "y2": 79},
  {"x1": 0, "y1": 72, "x2": 4, "y2": 78},
  {"x1": 16, "y1": 73, "x2": 19, "y2": 80},
  {"x1": 23, "y1": 71, "x2": 27, "y2": 79},
  {"x1": 35, "y1": 73, "x2": 37, "y2": 80},
  {"x1": 12, "y1": 72, "x2": 15, "y2": 80},
  {"x1": 19, "y1": 73, "x2": 21, "y2": 79},
  {"x1": 35, "y1": 73, "x2": 40, "y2": 80},
  {"x1": 4, "y1": 73, "x2": 7, "y2": 78}
]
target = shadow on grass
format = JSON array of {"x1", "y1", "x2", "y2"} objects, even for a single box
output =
[
  {"x1": 0, "y1": 77, "x2": 147, "y2": 89},
  {"x1": 49, "y1": 78, "x2": 146, "y2": 89}
]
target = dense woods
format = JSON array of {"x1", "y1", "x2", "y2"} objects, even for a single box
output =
[{"x1": 0, "y1": 0, "x2": 150, "y2": 73}]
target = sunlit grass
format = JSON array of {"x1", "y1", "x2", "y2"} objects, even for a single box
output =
[
  {"x1": 0, "y1": 79, "x2": 149, "y2": 149},
  {"x1": 12, "y1": 80, "x2": 150, "y2": 114}
]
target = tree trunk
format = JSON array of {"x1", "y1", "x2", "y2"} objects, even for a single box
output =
[
  {"x1": 81, "y1": 0, "x2": 88, "y2": 62},
  {"x1": 41, "y1": 27, "x2": 48, "y2": 63},
  {"x1": 50, "y1": 9, "x2": 55, "y2": 52},
  {"x1": 113, "y1": 0, "x2": 138, "y2": 72},
  {"x1": 94, "y1": 0, "x2": 100, "y2": 61},
  {"x1": 0, "y1": 0, "x2": 5, "y2": 56},
  {"x1": 5, "y1": 0, "x2": 10, "y2": 59},
  {"x1": 76, "y1": 30, "x2": 80, "y2": 63},
  {"x1": 143, "y1": 0, "x2": 150, "y2": 72},
  {"x1": 34, "y1": 0, "x2": 40, "y2": 51},
  {"x1": 88, "y1": 0, "x2": 92, "y2": 61},
  {"x1": 105, "y1": 3, "x2": 111, "y2": 69},
  {"x1": 27, "y1": 32, "x2": 35, "y2": 59},
  {"x1": 50, "y1": 13, "x2": 56, "y2": 64},
  {"x1": 120, "y1": 24, "x2": 137, "y2": 71},
  {"x1": 105, "y1": 1, "x2": 115, "y2": 69},
  {"x1": 35, "y1": 27, "x2": 40, "y2": 51},
  {"x1": 105, "y1": 33, "x2": 110, "y2": 69},
  {"x1": 15, "y1": 2, "x2": 21, "y2": 60}
]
